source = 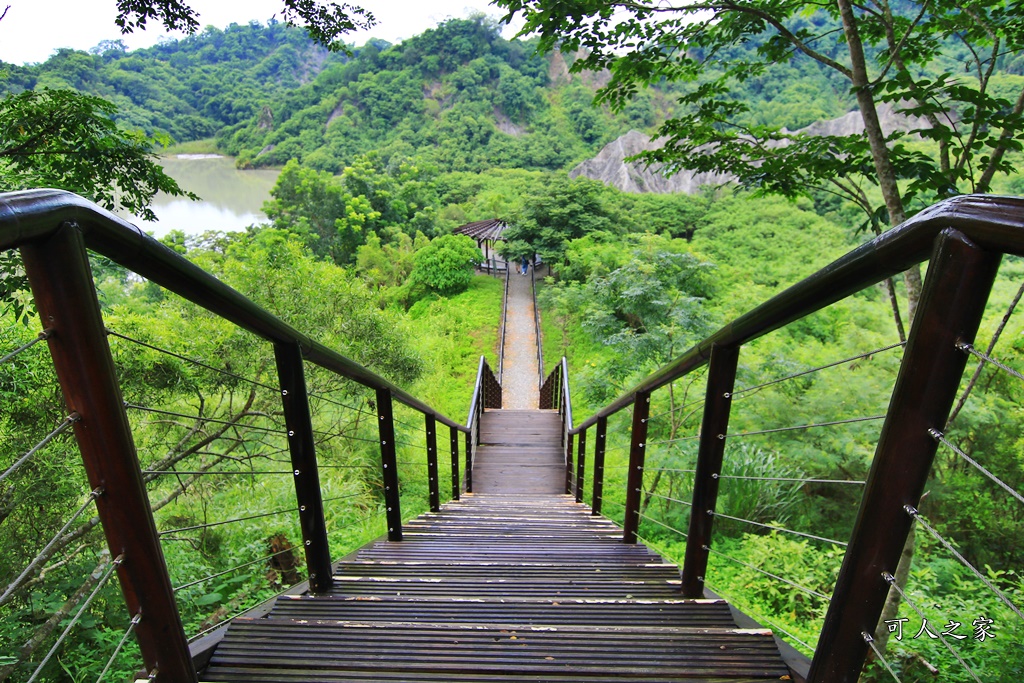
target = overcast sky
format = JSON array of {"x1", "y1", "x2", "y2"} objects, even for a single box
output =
[{"x1": 0, "y1": 0, "x2": 524, "y2": 65}]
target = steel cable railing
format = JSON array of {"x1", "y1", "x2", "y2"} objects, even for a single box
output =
[
  {"x1": 904, "y1": 505, "x2": 1023, "y2": 622},
  {"x1": 862, "y1": 631, "x2": 904, "y2": 682},
  {"x1": 727, "y1": 341, "x2": 907, "y2": 400},
  {"x1": 0, "y1": 488, "x2": 103, "y2": 608},
  {"x1": 881, "y1": 572, "x2": 982, "y2": 683},
  {"x1": 0, "y1": 328, "x2": 52, "y2": 364},
  {"x1": 0, "y1": 189, "x2": 480, "y2": 682},
  {"x1": 0, "y1": 412, "x2": 79, "y2": 484},
  {"x1": 553, "y1": 197, "x2": 1024, "y2": 681},
  {"x1": 25, "y1": 554, "x2": 125, "y2": 683}
]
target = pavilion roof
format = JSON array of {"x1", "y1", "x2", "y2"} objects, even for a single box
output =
[{"x1": 453, "y1": 219, "x2": 509, "y2": 242}]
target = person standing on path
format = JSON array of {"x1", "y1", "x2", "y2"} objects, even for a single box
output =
[{"x1": 520, "y1": 255, "x2": 529, "y2": 276}]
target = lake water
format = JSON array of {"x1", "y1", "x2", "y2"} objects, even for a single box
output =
[{"x1": 121, "y1": 155, "x2": 280, "y2": 237}]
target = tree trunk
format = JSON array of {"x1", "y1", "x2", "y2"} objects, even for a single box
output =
[
  {"x1": 883, "y1": 277, "x2": 906, "y2": 344},
  {"x1": 835, "y1": 0, "x2": 922, "y2": 321},
  {"x1": 863, "y1": 525, "x2": 915, "y2": 676}
]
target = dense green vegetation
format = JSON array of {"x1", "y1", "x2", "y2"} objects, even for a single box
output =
[{"x1": 3, "y1": 8, "x2": 1024, "y2": 683}]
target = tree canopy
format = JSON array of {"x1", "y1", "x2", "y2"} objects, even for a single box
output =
[
  {"x1": 113, "y1": 0, "x2": 375, "y2": 53},
  {"x1": 498, "y1": 0, "x2": 1024, "y2": 319}
]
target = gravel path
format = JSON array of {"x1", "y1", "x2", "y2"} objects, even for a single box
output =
[{"x1": 501, "y1": 268, "x2": 540, "y2": 409}]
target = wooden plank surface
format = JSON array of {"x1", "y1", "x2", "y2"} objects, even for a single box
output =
[{"x1": 200, "y1": 412, "x2": 790, "y2": 682}]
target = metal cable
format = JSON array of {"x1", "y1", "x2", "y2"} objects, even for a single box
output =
[
  {"x1": 862, "y1": 631, "x2": 903, "y2": 682},
  {"x1": 0, "y1": 413, "x2": 79, "y2": 485},
  {"x1": 0, "y1": 488, "x2": 102, "y2": 606},
  {"x1": 0, "y1": 329, "x2": 52, "y2": 364},
  {"x1": 125, "y1": 403, "x2": 284, "y2": 434},
  {"x1": 637, "y1": 511, "x2": 688, "y2": 538},
  {"x1": 27, "y1": 554, "x2": 124, "y2": 683},
  {"x1": 107, "y1": 329, "x2": 278, "y2": 391},
  {"x1": 723, "y1": 415, "x2": 886, "y2": 440},
  {"x1": 703, "y1": 578, "x2": 816, "y2": 653},
  {"x1": 882, "y1": 572, "x2": 981, "y2": 683},
  {"x1": 730, "y1": 341, "x2": 906, "y2": 398},
  {"x1": 174, "y1": 546, "x2": 298, "y2": 593},
  {"x1": 319, "y1": 463, "x2": 375, "y2": 470},
  {"x1": 906, "y1": 505, "x2": 1024, "y2": 621},
  {"x1": 647, "y1": 397, "x2": 705, "y2": 422},
  {"x1": 95, "y1": 613, "x2": 141, "y2": 683},
  {"x1": 643, "y1": 490, "x2": 694, "y2": 507},
  {"x1": 648, "y1": 434, "x2": 701, "y2": 446},
  {"x1": 715, "y1": 474, "x2": 865, "y2": 485},
  {"x1": 930, "y1": 429, "x2": 1024, "y2": 506},
  {"x1": 160, "y1": 506, "x2": 293, "y2": 535},
  {"x1": 307, "y1": 392, "x2": 377, "y2": 419},
  {"x1": 342, "y1": 508, "x2": 388, "y2": 528},
  {"x1": 709, "y1": 511, "x2": 847, "y2": 547},
  {"x1": 316, "y1": 431, "x2": 379, "y2": 445},
  {"x1": 646, "y1": 467, "x2": 697, "y2": 474},
  {"x1": 143, "y1": 469, "x2": 294, "y2": 476},
  {"x1": 957, "y1": 341, "x2": 1024, "y2": 383},
  {"x1": 160, "y1": 492, "x2": 361, "y2": 535},
  {"x1": 706, "y1": 546, "x2": 831, "y2": 601}
]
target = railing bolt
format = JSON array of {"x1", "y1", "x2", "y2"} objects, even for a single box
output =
[
  {"x1": 294, "y1": 469, "x2": 300, "y2": 476},
  {"x1": 305, "y1": 540, "x2": 311, "y2": 546}
]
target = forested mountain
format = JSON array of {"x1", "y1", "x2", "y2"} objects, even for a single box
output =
[
  {"x1": 1, "y1": 21, "x2": 335, "y2": 143},
  {"x1": 1, "y1": 16, "x2": 858, "y2": 176}
]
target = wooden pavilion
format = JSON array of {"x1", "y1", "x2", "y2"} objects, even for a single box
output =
[{"x1": 453, "y1": 218, "x2": 510, "y2": 273}]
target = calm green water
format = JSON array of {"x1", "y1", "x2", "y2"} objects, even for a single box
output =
[{"x1": 123, "y1": 155, "x2": 280, "y2": 237}]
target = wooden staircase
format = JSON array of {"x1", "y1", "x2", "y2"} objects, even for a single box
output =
[{"x1": 199, "y1": 411, "x2": 791, "y2": 682}]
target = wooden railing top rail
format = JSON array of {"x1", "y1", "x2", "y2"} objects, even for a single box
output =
[
  {"x1": 560, "y1": 357, "x2": 573, "y2": 431},
  {"x1": 0, "y1": 189, "x2": 469, "y2": 433},
  {"x1": 572, "y1": 193, "x2": 1024, "y2": 433}
]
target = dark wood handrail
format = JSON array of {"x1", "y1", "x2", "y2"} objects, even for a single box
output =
[
  {"x1": 0, "y1": 189, "x2": 469, "y2": 433},
  {"x1": 531, "y1": 260, "x2": 544, "y2": 386},
  {"x1": 560, "y1": 357, "x2": 573, "y2": 432},
  {"x1": 570, "y1": 193, "x2": 1024, "y2": 433}
]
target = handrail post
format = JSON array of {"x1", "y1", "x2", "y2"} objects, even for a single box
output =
[
  {"x1": 575, "y1": 427, "x2": 587, "y2": 503},
  {"x1": 465, "y1": 430, "x2": 473, "y2": 493},
  {"x1": 20, "y1": 224, "x2": 197, "y2": 682},
  {"x1": 425, "y1": 414, "x2": 440, "y2": 512},
  {"x1": 449, "y1": 425, "x2": 461, "y2": 501},
  {"x1": 622, "y1": 390, "x2": 651, "y2": 544},
  {"x1": 808, "y1": 229, "x2": 1000, "y2": 683},
  {"x1": 680, "y1": 344, "x2": 740, "y2": 598},
  {"x1": 591, "y1": 416, "x2": 607, "y2": 515},
  {"x1": 564, "y1": 432, "x2": 575, "y2": 495},
  {"x1": 274, "y1": 341, "x2": 333, "y2": 594},
  {"x1": 374, "y1": 388, "x2": 403, "y2": 541}
]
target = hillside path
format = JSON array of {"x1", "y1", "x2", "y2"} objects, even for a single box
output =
[{"x1": 501, "y1": 268, "x2": 539, "y2": 409}]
